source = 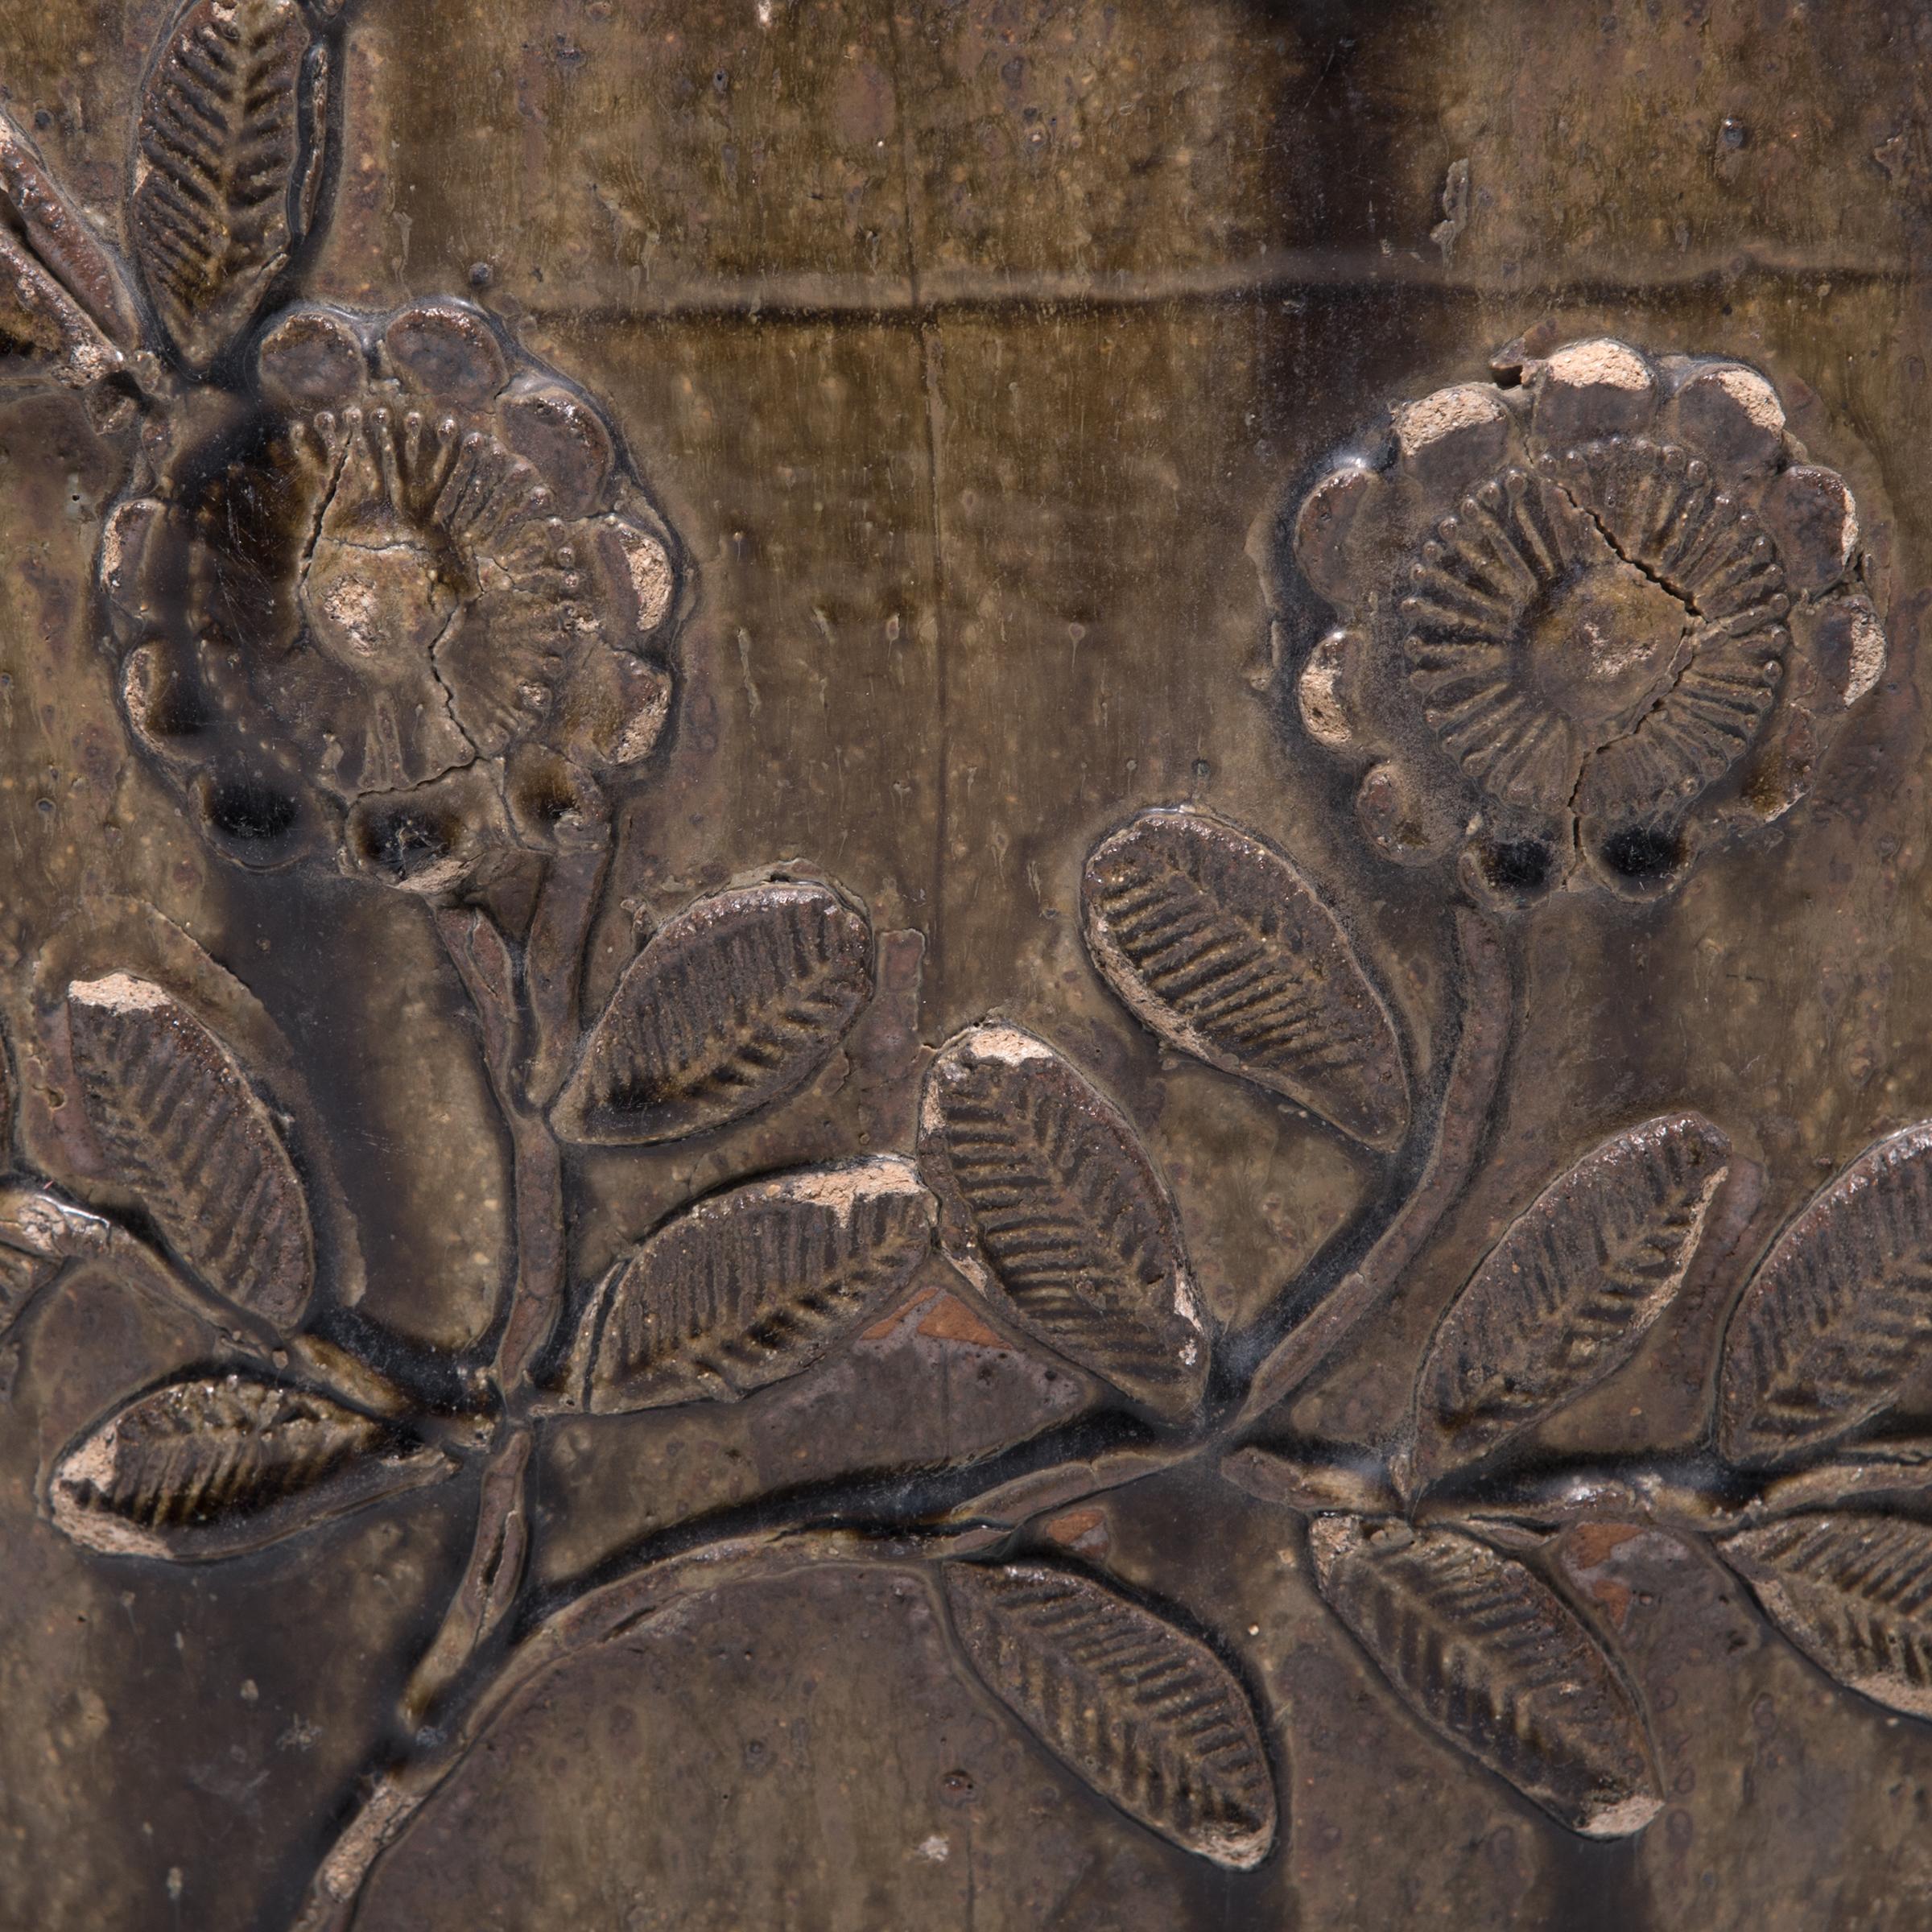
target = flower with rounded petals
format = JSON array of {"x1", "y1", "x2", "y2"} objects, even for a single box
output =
[
  {"x1": 1277, "y1": 336, "x2": 1886, "y2": 903},
  {"x1": 100, "y1": 298, "x2": 685, "y2": 896}
]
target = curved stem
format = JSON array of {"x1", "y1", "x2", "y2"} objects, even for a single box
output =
[
  {"x1": 433, "y1": 906, "x2": 521, "y2": 1088},
  {"x1": 491, "y1": 1125, "x2": 567, "y2": 1395},
  {"x1": 522, "y1": 847, "x2": 609, "y2": 1108},
  {"x1": 9, "y1": 1203, "x2": 475, "y2": 1430},
  {"x1": 430, "y1": 903, "x2": 569, "y2": 1393},
  {"x1": 283, "y1": 1331, "x2": 443, "y2": 1426},
  {"x1": 1752, "y1": 1454, "x2": 1932, "y2": 1517},
  {"x1": 1222, "y1": 1433, "x2": 1932, "y2": 1542},
  {"x1": 93, "y1": 1223, "x2": 243, "y2": 1336},
  {"x1": 287, "y1": 1400, "x2": 1185, "y2": 1929},
  {"x1": 404, "y1": 905, "x2": 567, "y2": 1725},
  {"x1": 289, "y1": 1525, "x2": 982, "y2": 1932},
  {"x1": 398, "y1": 1423, "x2": 532, "y2": 1724},
  {"x1": 1393, "y1": 1450, "x2": 1746, "y2": 1536},
  {"x1": 1235, "y1": 905, "x2": 1512, "y2": 1427},
  {"x1": 298, "y1": 1305, "x2": 493, "y2": 1422},
  {"x1": 1459, "y1": 1451, "x2": 1932, "y2": 1534},
  {"x1": 1219, "y1": 1442, "x2": 1402, "y2": 1517},
  {"x1": 931, "y1": 1439, "x2": 1192, "y2": 1534},
  {"x1": 310, "y1": 1287, "x2": 1926, "y2": 1932},
  {"x1": 286, "y1": 908, "x2": 1522, "y2": 1932}
]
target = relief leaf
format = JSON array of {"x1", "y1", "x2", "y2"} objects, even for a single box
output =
[
  {"x1": 0, "y1": 107, "x2": 142, "y2": 350},
  {"x1": 1310, "y1": 1517, "x2": 1662, "y2": 1837},
  {"x1": 943, "y1": 1560, "x2": 1276, "y2": 1869},
  {"x1": 1720, "y1": 1513, "x2": 1932, "y2": 1720},
  {"x1": 1719, "y1": 1123, "x2": 1932, "y2": 1468},
  {"x1": 1081, "y1": 807, "x2": 1409, "y2": 1149},
  {"x1": 131, "y1": 0, "x2": 316, "y2": 368},
  {"x1": 0, "y1": 226, "x2": 122, "y2": 390},
  {"x1": 1411, "y1": 1113, "x2": 1731, "y2": 1488},
  {"x1": 917, "y1": 1022, "x2": 1209, "y2": 1424},
  {"x1": 66, "y1": 972, "x2": 314, "y2": 1331},
  {"x1": 551, "y1": 879, "x2": 873, "y2": 1146},
  {"x1": 50, "y1": 1372, "x2": 452, "y2": 1561},
  {"x1": 572, "y1": 1157, "x2": 935, "y2": 1414}
]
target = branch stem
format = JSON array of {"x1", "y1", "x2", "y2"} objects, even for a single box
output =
[
  {"x1": 403, "y1": 903, "x2": 570, "y2": 1736},
  {"x1": 1236, "y1": 905, "x2": 1511, "y2": 1426},
  {"x1": 295, "y1": 894, "x2": 1517, "y2": 1925},
  {"x1": 398, "y1": 1424, "x2": 533, "y2": 1725},
  {"x1": 522, "y1": 847, "x2": 608, "y2": 1108},
  {"x1": 290, "y1": 1526, "x2": 975, "y2": 1932},
  {"x1": 430, "y1": 905, "x2": 571, "y2": 1395},
  {"x1": 1223, "y1": 1435, "x2": 1932, "y2": 1540}
]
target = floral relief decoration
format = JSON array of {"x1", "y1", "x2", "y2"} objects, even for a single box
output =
[
  {"x1": 102, "y1": 296, "x2": 685, "y2": 897},
  {"x1": 0, "y1": 4, "x2": 1923, "y2": 1927},
  {"x1": 1287, "y1": 334, "x2": 1887, "y2": 902}
]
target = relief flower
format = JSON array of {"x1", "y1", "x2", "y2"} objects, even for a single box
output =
[
  {"x1": 1281, "y1": 336, "x2": 1886, "y2": 902},
  {"x1": 101, "y1": 298, "x2": 685, "y2": 895}
]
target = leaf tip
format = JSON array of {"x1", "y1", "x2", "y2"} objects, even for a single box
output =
[
  {"x1": 68, "y1": 969, "x2": 168, "y2": 1017},
  {"x1": 1304, "y1": 1513, "x2": 1360, "y2": 1589},
  {"x1": 1577, "y1": 1788, "x2": 1663, "y2": 1839}
]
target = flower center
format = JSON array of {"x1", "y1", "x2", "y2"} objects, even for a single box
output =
[
  {"x1": 1518, "y1": 555, "x2": 1690, "y2": 733},
  {"x1": 301, "y1": 536, "x2": 457, "y2": 685}
]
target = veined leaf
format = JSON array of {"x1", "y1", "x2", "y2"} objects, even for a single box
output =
[
  {"x1": 66, "y1": 972, "x2": 314, "y2": 1331},
  {"x1": 0, "y1": 225, "x2": 122, "y2": 390},
  {"x1": 551, "y1": 880, "x2": 872, "y2": 1146},
  {"x1": 572, "y1": 1158, "x2": 934, "y2": 1413},
  {"x1": 1719, "y1": 1123, "x2": 1932, "y2": 1467},
  {"x1": 1412, "y1": 1113, "x2": 1730, "y2": 1488},
  {"x1": 917, "y1": 1022, "x2": 1208, "y2": 1424},
  {"x1": 1083, "y1": 807, "x2": 1409, "y2": 1148},
  {"x1": 1722, "y1": 1513, "x2": 1932, "y2": 1720},
  {"x1": 50, "y1": 1372, "x2": 451, "y2": 1561},
  {"x1": 0, "y1": 107, "x2": 141, "y2": 349},
  {"x1": 943, "y1": 1560, "x2": 1276, "y2": 1868},
  {"x1": 131, "y1": 0, "x2": 316, "y2": 368},
  {"x1": 1310, "y1": 1517, "x2": 1662, "y2": 1836}
]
